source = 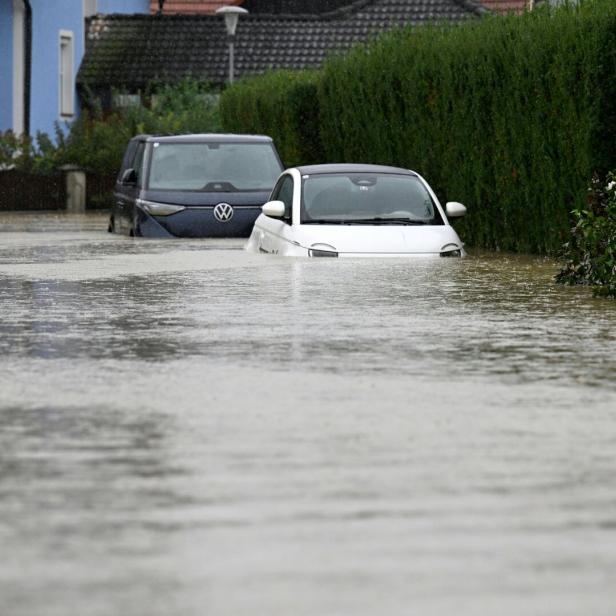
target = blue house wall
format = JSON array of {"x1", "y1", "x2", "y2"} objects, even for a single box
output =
[
  {"x1": 30, "y1": 1, "x2": 86, "y2": 138},
  {"x1": 1, "y1": 0, "x2": 149, "y2": 138},
  {"x1": 0, "y1": 3, "x2": 13, "y2": 132},
  {"x1": 98, "y1": 0, "x2": 150, "y2": 13}
]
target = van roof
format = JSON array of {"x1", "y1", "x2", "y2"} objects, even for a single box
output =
[{"x1": 131, "y1": 133, "x2": 274, "y2": 144}]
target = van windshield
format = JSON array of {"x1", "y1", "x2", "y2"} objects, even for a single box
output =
[{"x1": 147, "y1": 142, "x2": 282, "y2": 191}]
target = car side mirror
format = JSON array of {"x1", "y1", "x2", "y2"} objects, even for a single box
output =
[
  {"x1": 262, "y1": 200, "x2": 286, "y2": 218},
  {"x1": 446, "y1": 202, "x2": 467, "y2": 218},
  {"x1": 121, "y1": 168, "x2": 137, "y2": 185}
]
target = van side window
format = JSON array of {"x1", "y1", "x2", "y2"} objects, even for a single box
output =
[
  {"x1": 132, "y1": 142, "x2": 146, "y2": 186},
  {"x1": 117, "y1": 140, "x2": 138, "y2": 182},
  {"x1": 271, "y1": 175, "x2": 294, "y2": 224}
]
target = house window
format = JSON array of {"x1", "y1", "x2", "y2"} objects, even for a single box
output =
[
  {"x1": 59, "y1": 31, "x2": 74, "y2": 118},
  {"x1": 113, "y1": 93, "x2": 142, "y2": 108},
  {"x1": 84, "y1": 0, "x2": 97, "y2": 17}
]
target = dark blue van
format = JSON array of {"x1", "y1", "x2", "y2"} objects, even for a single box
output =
[{"x1": 109, "y1": 134, "x2": 284, "y2": 238}]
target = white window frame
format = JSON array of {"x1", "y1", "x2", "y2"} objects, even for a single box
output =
[
  {"x1": 112, "y1": 93, "x2": 142, "y2": 109},
  {"x1": 59, "y1": 30, "x2": 75, "y2": 118},
  {"x1": 12, "y1": 0, "x2": 25, "y2": 134}
]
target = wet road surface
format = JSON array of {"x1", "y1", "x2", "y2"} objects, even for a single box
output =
[{"x1": 0, "y1": 212, "x2": 615, "y2": 616}]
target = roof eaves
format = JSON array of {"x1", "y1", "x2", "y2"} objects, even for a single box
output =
[{"x1": 244, "y1": 0, "x2": 384, "y2": 22}]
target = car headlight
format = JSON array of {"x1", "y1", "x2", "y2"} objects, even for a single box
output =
[
  {"x1": 309, "y1": 243, "x2": 338, "y2": 258},
  {"x1": 137, "y1": 199, "x2": 186, "y2": 217},
  {"x1": 440, "y1": 243, "x2": 462, "y2": 258}
]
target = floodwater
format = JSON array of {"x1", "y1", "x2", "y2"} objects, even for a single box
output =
[{"x1": 0, "y1": 212, "x2": 615, "y2": 616}]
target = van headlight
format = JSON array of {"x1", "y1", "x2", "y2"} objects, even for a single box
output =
[{"x1": 137, "y1": 199, "x2": 186, "y2": 216}]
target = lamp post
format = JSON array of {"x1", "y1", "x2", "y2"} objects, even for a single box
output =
[{"x1": 216, "y1": 6, "x2": 249, "y2": 85}]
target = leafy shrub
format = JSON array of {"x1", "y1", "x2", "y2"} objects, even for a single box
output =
[
  {"x1": 0, "y1": 131, "x2": 34, "y2": 171},
  {"x1": 0, "y1": 128, "x2": 69, "y2": 174},
  {"x1": 556, "y1": 173, "x2": 616, "y2": 297},
  {"x1": 0, "y1": 131, "x2": 18, "y2": 164}
]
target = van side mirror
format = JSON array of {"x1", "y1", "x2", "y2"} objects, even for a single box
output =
[
  {"x1": 262, "y1": 200, "x2": 286, "y2": 218},
  {"x1": 446, "y1": 202, "x2": 467, "y2": 218},
  {"x1": 120, "y1": 168, "x2": 137, "y2": 185}
]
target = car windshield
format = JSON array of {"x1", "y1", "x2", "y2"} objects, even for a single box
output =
[
  {"x1": 147, "y1": 142, "x2": 282, "y2": 191},
  {"x1": 301, "y1": 173, "x2": 443, "y2": 224}
]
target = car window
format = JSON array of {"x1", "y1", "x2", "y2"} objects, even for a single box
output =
[
  {"x1": 271, "y1": 175, "x2": 294, "y2": 223},
  {"x1": 117, "y1": 140, "x2": 138, "y2": 182},
  {"x1": 148, "y1": 142, "x2": 282, "y2": 191},
  {"x1": 132, "y1": 142, "x2": 146, "y2": 185},
  {"x1": 301, "y1": 173, "x2": 443, "y2": 225}
]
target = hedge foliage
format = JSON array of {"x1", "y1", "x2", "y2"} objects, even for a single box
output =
[
  {"x1": 220, "y1": 0, "x2": 616, "y2": 255},
  {"x1": 220, "y1": 70, "x2": 324, "y2": 167}
]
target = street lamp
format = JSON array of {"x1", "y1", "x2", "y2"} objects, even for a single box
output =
[{"x1": 216, "y1": 6, "x2": 249, "y2": 85}]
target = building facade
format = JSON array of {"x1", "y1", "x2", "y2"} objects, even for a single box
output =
[{"x1": 0, "y1": 0, "x2": 149, "y2": 138}]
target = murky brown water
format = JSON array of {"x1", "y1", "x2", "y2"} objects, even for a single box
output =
[{"x1": 1, "y1": 212, "x2": 615, "y2": 616}]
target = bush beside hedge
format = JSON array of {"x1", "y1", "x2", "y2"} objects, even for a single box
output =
[
  {"x1": 556, "y1": 173, "x2": 616, "y2": 297},
  {"x1": 220, "y1": 1, "x2": 616, "y2": 256}
]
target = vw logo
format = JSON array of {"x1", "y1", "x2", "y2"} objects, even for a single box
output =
[{"x1": 213, "y1": 203, "x2": 234, "y2": 223}]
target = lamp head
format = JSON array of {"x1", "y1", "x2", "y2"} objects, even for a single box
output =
[{"x1": 215, "y1": 6, "x2": 249, "y2": 36}]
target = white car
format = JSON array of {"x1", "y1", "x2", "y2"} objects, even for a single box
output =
[{"x1": 245, "y1": 164, "x2": 467, "y2": 258}]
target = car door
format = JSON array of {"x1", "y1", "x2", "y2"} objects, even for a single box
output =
[
  {"x1": 259, "y1": 173, "x2": 295, "y2": 254},
  {"x1": 115, "y1": 140, "x2": 145, "y2": 234},
  {"x1": 126, "y1": 141, "x2": 146, "y2": 234},
  {"x1": 113, "y1": 139, "x2": 136, "y2": 233}
]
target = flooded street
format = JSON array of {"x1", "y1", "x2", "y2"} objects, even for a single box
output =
[{"x1": 1, "y1": 212, "x2": 615, "y2": 616}]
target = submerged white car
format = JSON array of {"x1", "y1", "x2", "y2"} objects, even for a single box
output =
[{"x1": 245, "y1": 164, "x2": 467, "y2": 258}]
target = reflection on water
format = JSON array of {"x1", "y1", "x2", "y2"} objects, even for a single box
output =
[{"x1": 0, "y1": 213, "x2": 615, "y2": 616}]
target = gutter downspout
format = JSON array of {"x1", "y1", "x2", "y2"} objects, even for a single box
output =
[{"x1": 23, "y1": 0, "x2": 32, "y2": 136}]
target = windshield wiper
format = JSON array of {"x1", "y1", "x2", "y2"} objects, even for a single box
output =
[
  {"x1": 367, "y1": 217, "x2": 430, "y2": 225},
  {"x1": 302, "y1": 218, "x2": 430, "y2": 225},
  {"x1": 302, "y1": 220, "x2": 349, "y2": 225}
]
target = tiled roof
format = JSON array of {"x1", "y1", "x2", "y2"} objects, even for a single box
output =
[
  {"x1": 240, "y1": 0, "x2": 370, "y2": 12},
  {"x1": 149, "y1": 0, "x2": 242, "y2": 15},
  {"x1": 79, "y1": 0, "x2": 487, "y2": 91},
  {"x1": 479, "y1": 0, "x2": 527, "y2": 13}
]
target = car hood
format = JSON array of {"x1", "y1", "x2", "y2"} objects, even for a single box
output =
[
  {"x1": 294, "y1": 224, "x2": 463, "y2": 255},
  {"x1": 142, "y1": 189, "x2": 271, "y2": 207}
]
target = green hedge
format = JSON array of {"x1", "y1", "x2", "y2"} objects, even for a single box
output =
[
  {"x1": 220, "y1": 1, "x2": 616, "y2": 255},
  {"x1": 220, "y1": 70, "x2": 324, "y2": 168}
]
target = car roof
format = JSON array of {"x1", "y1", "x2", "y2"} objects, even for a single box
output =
[
  {"x1": 295, "y1": 163, "x2": 418, "y2": 176},
  {"x1": 131, "y1": 133, "x2": 274, "y2": 144}
]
